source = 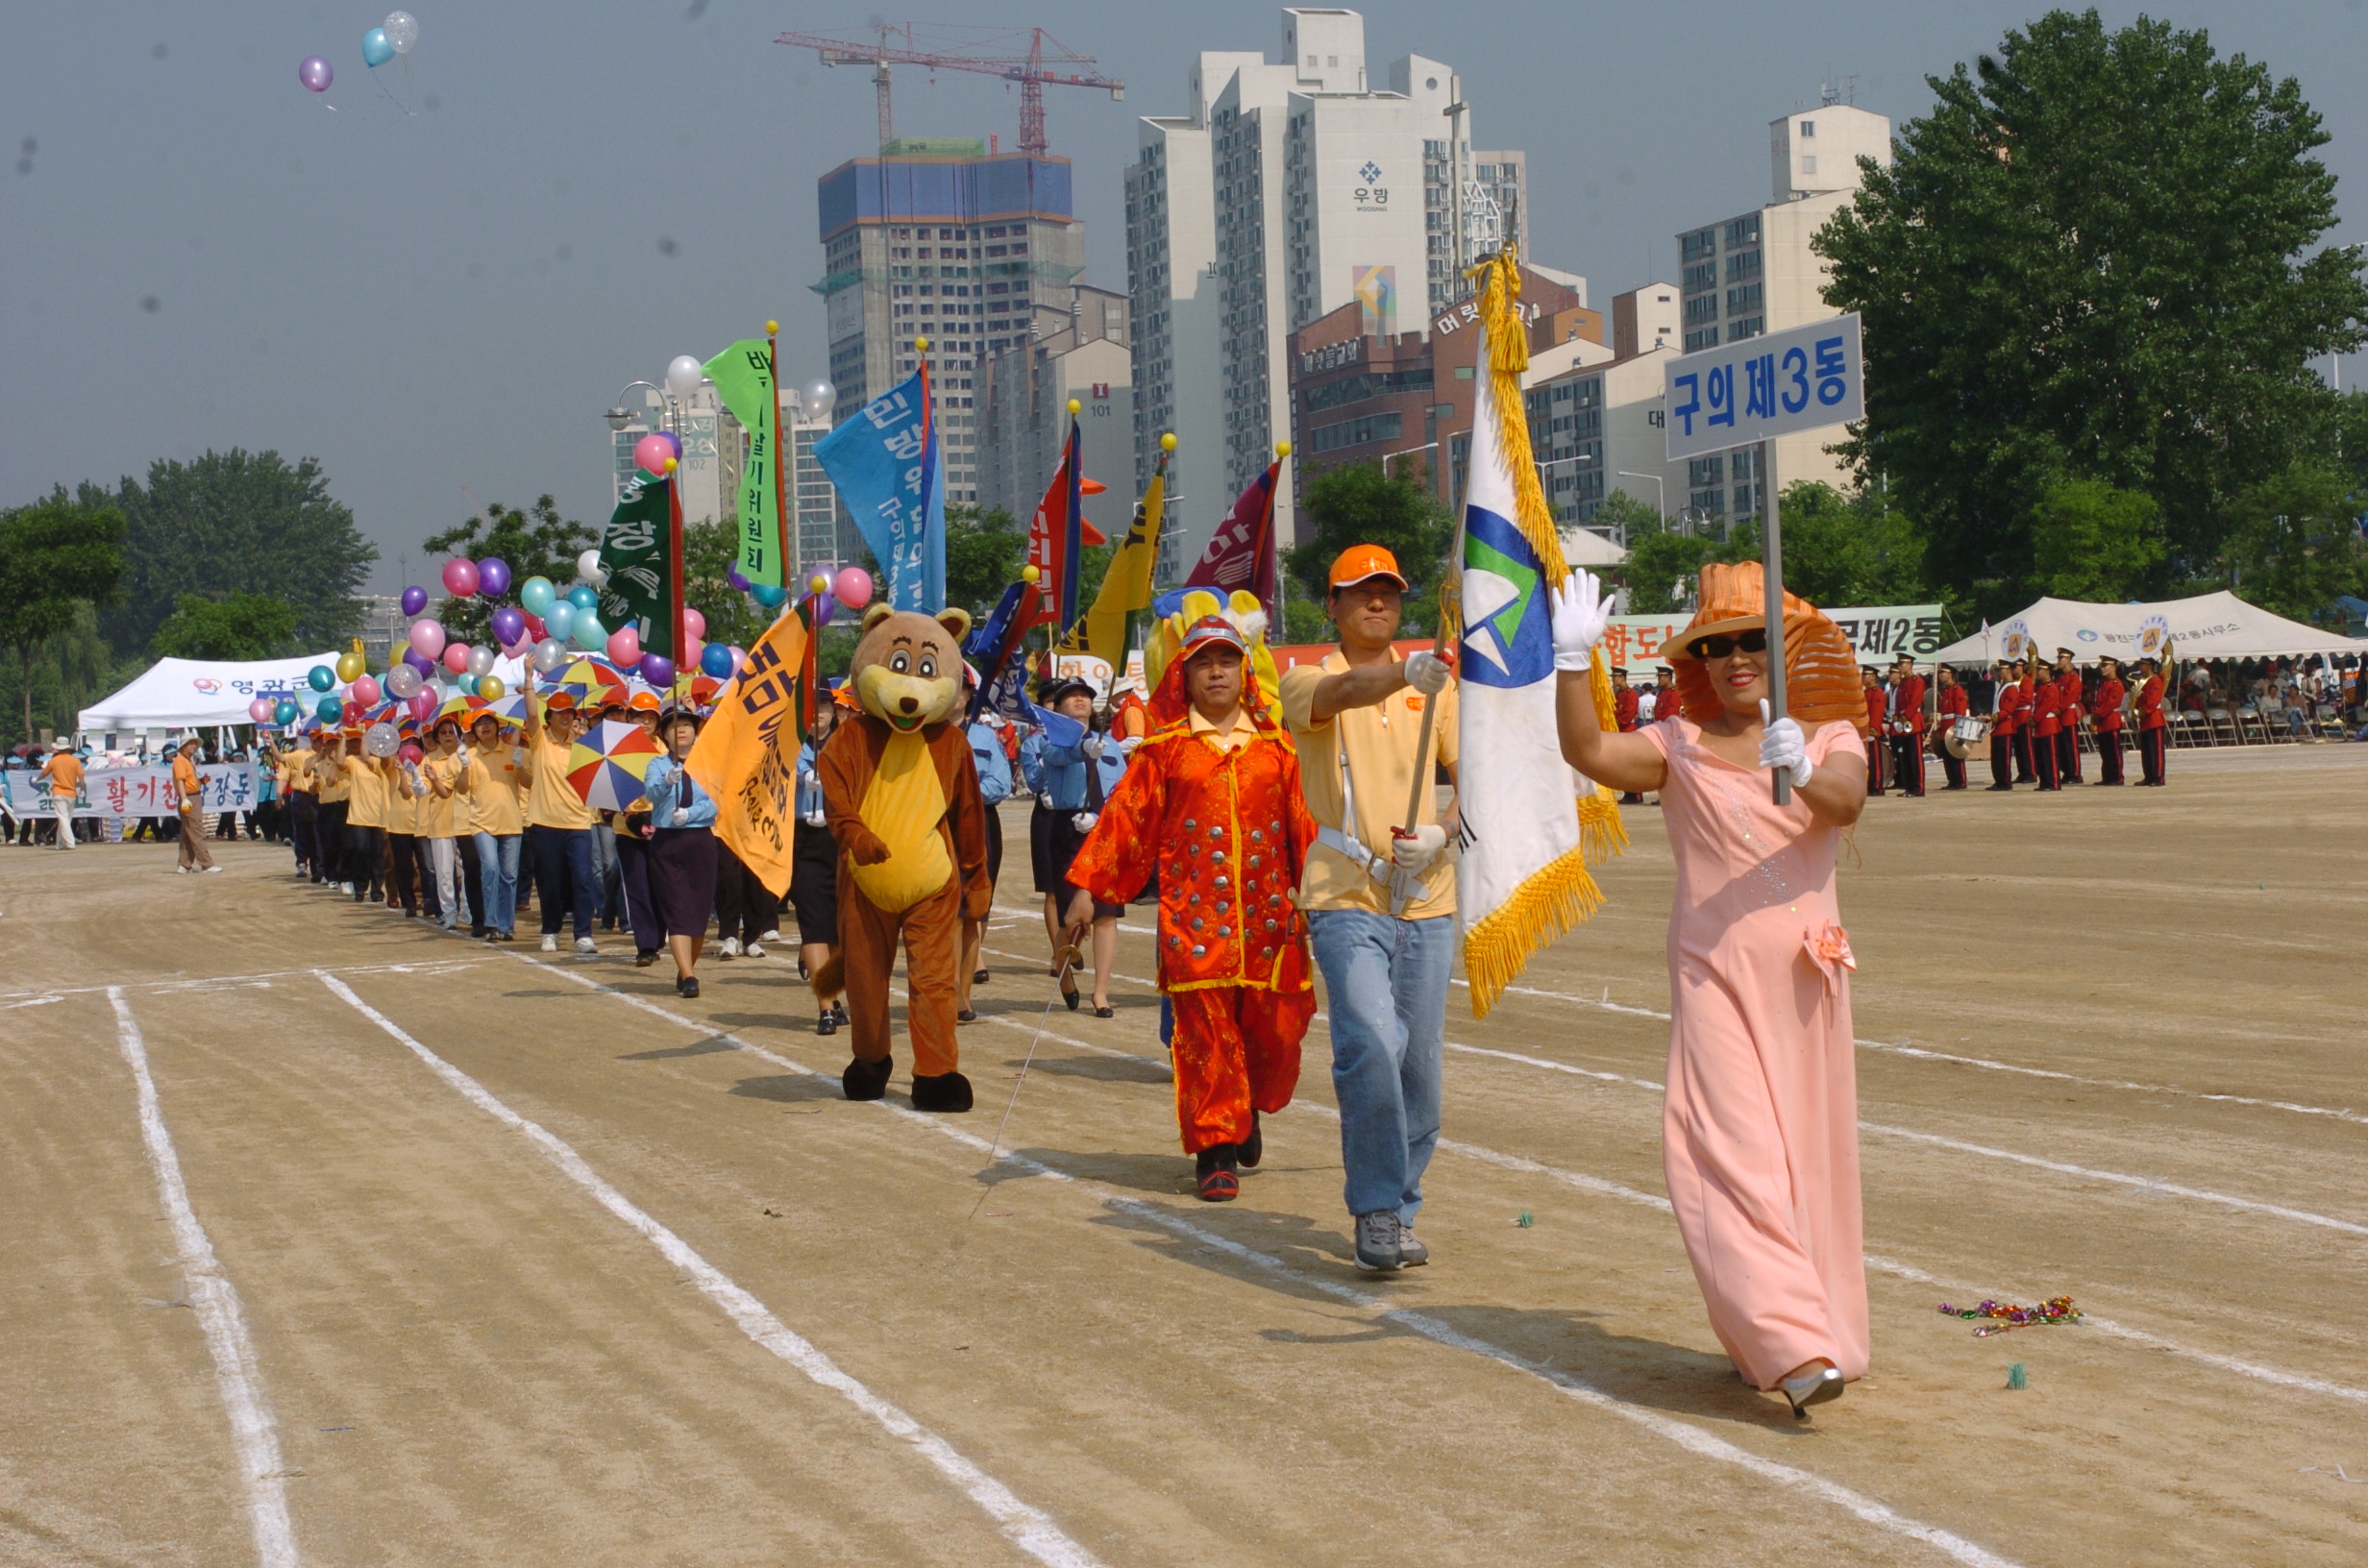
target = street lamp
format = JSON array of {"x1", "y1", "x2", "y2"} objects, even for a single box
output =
[{"x1": 606, "y1": 380, "x2": 669, "y2": 433}]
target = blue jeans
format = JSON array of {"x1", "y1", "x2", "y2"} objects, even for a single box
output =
[
  {"x1": 527, "y1": 824, "x2": 596, "y2": 940},
  {"x1": 1308, "y1": 909, "x2": 1454, "y2": 1223},
  {"x1": 474, "y1": 830, "x2": 520, "y2": 935}
]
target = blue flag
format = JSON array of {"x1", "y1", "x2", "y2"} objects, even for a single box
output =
[{"x1": 814, "y1": 368, "x2": 947, "y2": 611}]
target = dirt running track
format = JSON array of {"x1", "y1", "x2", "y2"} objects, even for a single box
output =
[{"x1": 3, "y1": 743, "x2": 2363, "y2": 1566}]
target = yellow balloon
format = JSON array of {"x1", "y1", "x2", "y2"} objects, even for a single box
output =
[
  {"x1": 810, "y1": 574, "x2": 830, "y2": 594},
  {"x1": 335, "y1": 650, "x2": 364, "y2": 682},
  {"x1": 479, "y1": 675, "x2": 506, "y2": 701}
]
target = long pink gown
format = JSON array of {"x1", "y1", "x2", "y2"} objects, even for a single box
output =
[{"x1": 1640, "y1": 716, "x2": 1870, "y2": 1388}]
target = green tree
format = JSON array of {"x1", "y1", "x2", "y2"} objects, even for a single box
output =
[
  {"x1": 151, "y1": 592, "x2": 303, "y2": 661},
  {"x1": 1621, "y1": 530, "x2": 1731, "y2": 614},
  {"x1": 1815, "y1": 11, "x2": 2368, "y2": 614},
  {"x1": 98, "y1": 450, "x2": 375, "y2": 656},
  {"x1": 1587, "y1": 490, "x2": 1664, "y2": 547},
  {"x1": 2218, "y1": 464, "x2": 2368, "y2": 621},
  {"x1": 2029, "y1": 479, "x2": 2164, "y2": 600},
  {"x1": 944, "y1": 504, "x2": 1027, "y2": 622},
  {"x1": 679, "y1": 519, "x2": 770, "y2": 653},
  {"x1": 0, "y1": 493, "x2": 126, "y2": 746},
  {"x1": 1754, "y1": 483, "x2": 1937, "y2": 606},
  {"x1": 1285, "y1": 462, "x2": 1455, "y2": 634},
  {"x1": 422, "y1": 496, "x2": 597, "y2": 643}
]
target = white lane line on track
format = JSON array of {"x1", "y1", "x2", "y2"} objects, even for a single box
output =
[
  {"x1": 107, "y1": 988, "x2": 302, "y2": 1568},
  {"x1": 990, "y1": 904, "x2": 2368, "y2": 1130},
  {"x1": 970, "y1": 944, "x2": 2368, "y2": 1405},
  {"x1": 525, "y1": 959, "x2": 2025, "y2": 1568},
  {"x1": 316, "y1": 970, "x2": 1103, "y2": 1568},
  {"x1": 7, "y1": 959, "x2": 485, "y2": 1003}
]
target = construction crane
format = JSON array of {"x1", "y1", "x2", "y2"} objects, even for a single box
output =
[{"x1": 776, "y1": 23, "x2": 1122, "y2": 157}]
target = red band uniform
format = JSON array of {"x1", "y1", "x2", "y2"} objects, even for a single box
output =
[
  {"x1": 2030, "y1": 675, "x2": 2062, "y2": 791},
  {"x1": 1936, "y1": 679, "x2": 1970, "y2": 790},
  {"x1": 2055, "y1": 665, "x2": 2084, "y2": 783},
  {"x1": 1862, "y1": 680, "x2": 1889, "y2": 794},
  {"x1": 2093, "y1": 671, "x2": 2126, "y2": 785},
  {"x1": 1989, "y1": 674, "x2": 2025, "y2": 790},
  {"x1": 2136, "y1": 668, "x2": 2168, "y2": 786},
  {"x1": 1887, "y1": 669, "x2": 1927, "y2": 797}
]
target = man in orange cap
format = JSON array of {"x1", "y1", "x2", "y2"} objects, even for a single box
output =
[{"x1": 1279, "y1": 544, "x2": 1460, "y2": 1272}]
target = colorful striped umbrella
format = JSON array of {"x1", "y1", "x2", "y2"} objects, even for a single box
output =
[{"x1": 564, "y1": 719, "x2": 664, "y2": 812}]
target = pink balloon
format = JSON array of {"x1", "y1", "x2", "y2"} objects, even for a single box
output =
[
  {"x1": 408, "y1": 619, "x2": 447, "y2": 660},
  {"x1": 299, "y1": 56, "x2": 333, "y2": 93},
  {"x1": 407, "y1": 692, "x2": 437, "y2": 723},
  {"x1": 833, "y1": 566, "x2": 874, "y2": 609},
  {"x1": 442, "y1": 557, "x2": 481, "y2": 598},
  {"x1": 605, "y1": 625, "x2": 641, "y2": 667},
  {"x1": 633, "y1": 433, "x2": 673, "y2": 475},
  {"x1": 728, "y1": 645, "x2": 748, "y2": 674},
  {"x1": 681, "y1": 606, "x2": 706, "y2": 640},
  {"x1": 442, "y1": 642, "x2": 472, "y2": 674},
  {"x1": 349, "y1": 674, "x2": 382, "y2": 707},
  {"x1": 681, "y1": 634, "x2": 703, "y2": 672},
  {"x1": 248, "y1": 697, "x2": 276, "y2": 723}
]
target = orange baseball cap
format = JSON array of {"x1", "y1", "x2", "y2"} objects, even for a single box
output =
[{"x1": 1327, "y1": 544, "x2": 1408, "y2": 590}]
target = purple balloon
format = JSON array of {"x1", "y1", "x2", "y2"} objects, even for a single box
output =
[
  {"x1": 812, "y1": 594, "x2": 835, "y2": 629},
  {"x1": 402, "y1": 649, "x2": 435, "y2": 678},
  {"x1": 638, "y1": 653, "x2": 676, "y2": 688},
  {"x1": 490, "y1": 606, "x2": 527, "y2": 646},
  {"x1": 660, "y1": 431, "x2": 684, "y2": 459},
  {"x1": 725, "y1": 567, "x2": 751, "y2": 591},
  {"x1": 400, "y1": 585, "x2": 428, "y2": 616},
  {"x1": 478, "y1": 557, "x2": 513, "y2": 598},
  {"x1": 299, "y1": 56, "x2": 333, "y2": 93}
]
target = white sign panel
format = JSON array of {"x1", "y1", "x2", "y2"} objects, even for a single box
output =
[
  {"x1": 1664, "y1": 312, "x2": 1864, "y2": 461},
  {"x1": 3, "y1": 762, "x2": 262, "y2": 821},
  {"x1": 1597, "y1": 604, "x2": 1945, "y2": 674}
]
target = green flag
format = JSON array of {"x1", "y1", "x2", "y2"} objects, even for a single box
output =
[
  {"x1": 598, "y1": 475, "x2": 675, "y2": 658},
  {"x1": 704, "y1": 339, "x2": 780, "y2": 588}
]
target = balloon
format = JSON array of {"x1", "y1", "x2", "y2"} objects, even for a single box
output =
[
  {"x1": 441, "y1": 557, "x2": 480, "y2": 598},
  {"x1": 725, "y1": 567, "x2": 750, "y2": 592},
  {"x1": 317, "y1": 696, "x2": 343, "y2": 723},
  {"x1": 520, "y1": 576, "x2": 556, "y2": 615},
  {"x1": 365, "y1": 723, "x2": 400, "y2": 758},
  {"x1": 802, "y1": 378, "x2": 838, "y2": 421},
  {"x1": 441, "y1": 642, "x2": 472, "y2": 674},
  {"x1": 700, "y1": 642, "x2": 734, "y2": 677},
  {"x1": 274, "y1": 698, "x2": 299, "y2": 726},
  {"x1": 566, "y1": 584, "x2": 598, "y2": 611},
  {"x1": 571, "y1": 611, "x2": 606, "y2": 650},
  {"x1": 308, "y1": 664, "x2": 335, "y2": 692},
  {"x1": 543, "y1": 600, "x2": 576, "y2": 641},
  {"x1": 465, "y1": 645, "x2": 497, "y2": 679},
  {"x1": 490, "y1": 606, "x2": 527, "y2": 647},
  {"x1": 605, "y1": 626, "x2": 641, "y2": 667},
  {"x1": 727, "y1": 646, "x2": 748, "y2": 674},
  {"x1": 665, "y1": 355, "x2": 705, "y2": 400},
  {"x1": 362, "y1": 27, "x2": 395, "y2": 68},
  {"x1": 681, "y1": 606, "x2": 706, "y2": 641},
  {"x1": 812, "y1": 595, "x2": 835, "y2": 629},
  {"x1": 750, "y1": 582, "x2": 787, "y2": 608},
  {"x1": 408, "y1": 619, "x2": 447, "y2": 660},
  {"x1": 407, "y1": 691, "x2": 437, "y2": 723},
  {"x1": 383, "y1": 11, "x2": 419, "y2": 55},
  {"x1": 638, "y1": 653, "x2": 676, "y2": 688},
  {"x1": 477, "y1": 674, "x2": 506, "y2": 701},
  {"x1": 477, "y1": 557, "x2": 512, "y2": 598},
  {"x1": 248, "y1": 697, "x2": 276, "y2": 723},
  {"x1": 834, "y1": 566, "x2": 875, "y2": 609},
  {"x1": 632, "y1": 433, "x2": 673, "y2": 476},
  {"x1": 530, "y1": 637, "x2": 569, "y2": 674},
  {"x1": 400, "y1": 585, "x2": 429, "y2": 616},
  {"x1": 399, "y1": 743, "x2": 425, "y2": 766},
  {"x1": 335, "y1": 649, "x2": 365, "y2": 682},
  {"x1": 350, "y1": 674, "x2": 382, "y2": 707},
  {"x1": 299, "y1": 56, "x2": 333, "y2": 92},
  {"x1": 386, "y1": 663, "x2": 422, "y2": 699},
  {"x1": 578, "y1": 548, "x2": 609, "y2": 587}
]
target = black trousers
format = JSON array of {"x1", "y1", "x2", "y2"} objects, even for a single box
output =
[
  {"x1": 2011, "y1": 732, "x2": 2035, "y2": 782},
  {"x1": 2138, "y1": 727, "x2": 2167, "y2": 785},
  {"x1": 315, "y1": 801, "x2": 348, "y2": 880},
  {"x1": 2058, "y1": 727, "x2": 2083, "y2": 783},
  {"x1": 345, "y1": 823, "x2": 385, "y2": 899},
  {"x1": 289, "y1": 793, "x2": 317, "y2": 870},
  {"x1": 1887, "y1": 732, "x2": 1925, "y2": 796},
  {"x1": 714, "y1": 842, "x2": 779, "y2": 944},
  {"x1": 2097, "y1": 729, "x2": 2125, "y2": 784},
  {"x1": 2034, "y1": 731, "x2": 2060, "y2": 791},
  {"x1": 388, "y1": 831, "x2": 421, "y2": 913},
  {"x1": 1988, "y1": 732, "x2": 2013, "y2": 789},
  {"x1": 458, "y1": 832, "x2": 485, "y2": 935}
]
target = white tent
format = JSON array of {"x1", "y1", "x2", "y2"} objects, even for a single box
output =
[
  {"x1": 78, "y1": 652, "x2": 343, "y2": 734},
  {"x1": 1558, "y1": 527, "x2": 1630, "y2": 568},
  {"x1": 1930, "y1": 591, "x2": 2359, "y2": 666}
]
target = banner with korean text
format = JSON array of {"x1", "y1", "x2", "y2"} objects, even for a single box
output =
[
  {"x1": 683, "y1": 605, "x2": 811, "y2": 897},
  {"x1": 704, "y1": 339, "x2": 782, "y2": 588},
  {"x1": 3, "y1": 763, "x2": 262, "y2": 820},
  {"x1": 1594, "y1": 604, "x2": 1948, "y2": 673},
  {"x1": 814, "y1": 367, "x2": 946, "y2": 612}
]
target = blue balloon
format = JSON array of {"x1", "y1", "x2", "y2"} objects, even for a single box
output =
[
  {"x1": 308, "y1": 664, "x2": 335, "y2": 692},
  {"x1": 571, "y1": 611, "x2": 606, "y2": 650},
  {"x1": 273, "y1": 698, "x2": 299, "y2": 726},
  {"x1": 750, "y1": 582, "x2": 788, "y2": 608},
  {"x1": 700, "y1": 642, "x2": 734, "y2": 677},
  {"x1": 317, "y1": 696, "x2": 344, "y2": 723},
  {"x1": 361, "y1": 27, "x2": 395, "y2": 68},
  {"x1": 566, "y1": 584, "x2": 599, "y2": 611},
  {"x1": 543, "y1": 600, "x2": 576, "y2": 641}
]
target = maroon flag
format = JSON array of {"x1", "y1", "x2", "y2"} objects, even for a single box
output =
[{"x1": 1185, "y1": 461, "x2": 1280, "y2": 625}]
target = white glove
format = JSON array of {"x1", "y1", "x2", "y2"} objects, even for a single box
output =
[
  {"x1": 1080, "y1": 735, "x2": 1105, "y2": 760},
  {"x1": 1039, "y1": 793, "x2": 1059, "y2": 812},
  {"x1": 1390, "y1": 821, "x2": 1448, "y2": 872},
  {"x1": 1549, "y1": 570, "x2": 1616, "y2": 674},
  {"x1": 1073, "y1": 811, "x2": 1099, "y2": 833},
  {"x1": 1757, "y1": 699, "x2": 1813, "y2": 789},
  {"x1": 1402, "y1": 649, "x2": 1453, "y2": 696}
]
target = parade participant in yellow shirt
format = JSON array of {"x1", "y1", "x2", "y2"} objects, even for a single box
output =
[
  {"x1": 339, "y1": 728, "x2": 391, "y2": 905},
  {"x1": 465, "y1": 710, "x2": 526, "y2": 942},
  {"x1": 420, "y1": 717, "x2": 473, "y2": 932},
  {"x1": 523, "y1": 690, "x2": 599, "y2": 953}
]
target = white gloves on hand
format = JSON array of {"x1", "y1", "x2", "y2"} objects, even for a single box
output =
[
  {"x1": 1073, "y1": 811, "x2": 1099, "y2": 833},
  {"x1": 1391, "y1": 822, "x2": 1448, "y2": 872},
  {"x1": 1549, "y1": 569, "x2": 1616, "y2": 674},
  {"x1": 1039, "y1": 793, "x2": 1059, "y2": 812},
  {"x1": 1080, "y1": 735, "x2": 1105, "y2": 760},
  {"x1": 1402, "y1": 649, "x2": 1453, "y2": 696},
  {"x1": 1757, "y1": 699, "x2": 1813, "y2": 789}
]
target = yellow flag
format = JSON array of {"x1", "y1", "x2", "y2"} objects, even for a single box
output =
[
  {"x1": 1055, "y1": 447, "x2": 1167, "y2": 663},
  {"x1": 684, "y1": 605, "x2": 810, "y2": 896}
]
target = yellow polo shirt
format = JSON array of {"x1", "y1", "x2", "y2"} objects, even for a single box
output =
[
  {"x1": 466, "y1": 739, "x2": 527, "y2": 836},
  {"x1": 525, "y1": 730, "x2": 593, "y2": 830},
  {"x1": 418, "y1": 753, "x2": 466, "y2": 838},
  {"x1": 313, "y1": 752, "x2": 351, "y2": 805},
  {"x1": 345, "y1": 756, "x2": 388, "y2": 829},
  {"x1": 1279, "y1": 650, "x2": 1459, "y2": 919}
]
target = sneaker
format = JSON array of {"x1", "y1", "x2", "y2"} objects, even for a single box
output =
[
  {"x1": 815, "y1": 1011, "x2": 837, "y2": 1037},
  {"x1": 718, "y1": 937, "x2": 742, "y2": 959},
  {"x1": 830, "y1": 999, "x2": 848, "y2": 1026},
  {"x1": 1397, "y1": 1225, "x2": 1429, "y2": 1267},
  {"x1": 340, "y1": 882, "x2": 356, "y2": 895},
  {"x1": 573, "y1": 938, "x2": 598, "y2": 956},
  {"x1": 743, "y1": 941, "x2": 766, "y2": 959},
  {"x1": 203, "y1": 866, "x2": 222, "y2": 874},
  {"x1": 757, "y1": 928, "x2": 779, "y2": 945},
  {"x1": 1353, "y1": 1211, "x2": 1403, "y2": 1272},
  {"x1": 540, "y1": 934, "x2": 559, "y2": 952}
]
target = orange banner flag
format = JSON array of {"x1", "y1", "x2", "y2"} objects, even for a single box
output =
[{"x1": 684, "y1": 604, "x2": 811, "y2": 896}]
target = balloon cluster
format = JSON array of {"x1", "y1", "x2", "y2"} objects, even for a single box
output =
[{"x1": 300, "y1": 12, "x2": 417, "y2": 97}]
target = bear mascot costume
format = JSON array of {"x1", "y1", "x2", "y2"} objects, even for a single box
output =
[{"x1": 810, "y1": 602, "x2": 993, "y2": 1110}]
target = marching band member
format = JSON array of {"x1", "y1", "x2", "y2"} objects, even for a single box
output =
[
  {"x1": 2030, "y1": 662, "x2": 2063, "y2": 791},
  {"x1": 2053, "y1": 649, "x2": 2085, "y2": 784},
  {"x1": 1886, "y1": 654, "x2": 1926, "y2": 798},
  {"x1": 1936, "y1": 666, "x2": 1970, "y2": 791},
  {"x1": 2092, "y1": 656, "x2": 2128, "y2": 785},
  {"x1": 2135, "y1": 656, "x2": 2170, "y2": 786}
]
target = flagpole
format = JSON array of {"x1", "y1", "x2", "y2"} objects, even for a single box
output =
[
  {"x1": 767, "y1": 319, "x2": 792, "y2": 589},
  {"x1": 667, "y1": 460, "x2": 685, "y2": 679}
]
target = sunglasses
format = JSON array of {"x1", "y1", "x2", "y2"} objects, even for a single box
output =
[{"x1": 1686, "y1": 627, "x2": 1768, "y2": 661}]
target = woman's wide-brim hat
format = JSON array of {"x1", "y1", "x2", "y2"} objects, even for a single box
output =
[{"x1": 1659, "y1": 561, "x2": 1865, "y2": 732}]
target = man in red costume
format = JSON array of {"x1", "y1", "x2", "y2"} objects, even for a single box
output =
[
  {"x1": 2134, "y1": 656, "x2": 2169, "y2": 786},
  {"x1": 2091, "y1": 655, "x2": 2127, "y2": 785},
  {"x1": 1936, "y1": 665, "x2": 1970, "y2": 791},
  {"x1": 1886, "y1": 654, "x2": 1927, "y2": 798},
  {"x1": 1070, "y1": 616, "x2": 1319, "y2": 1202},
  {"x1": 2030, "y1": 662, "x2": 2063, "y2": 791},
  {"x1": 2053, "y1": 649, "x2": 2085, "y2": 784}
]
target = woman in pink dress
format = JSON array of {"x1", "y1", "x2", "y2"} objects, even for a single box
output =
[{"x1": 1547, "y1": 561, "x2": 1871, "y2": 1418}]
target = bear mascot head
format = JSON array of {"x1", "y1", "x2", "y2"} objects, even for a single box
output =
[{"x1": 850, "y1": 603, "x2": 972, "y2": 731}]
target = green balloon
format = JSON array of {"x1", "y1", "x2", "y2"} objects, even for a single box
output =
[
  {"x1": 308, "y1": 664, "x2": 335, "y2": 692},
  {"x1": 316, "y1": 695, "x2": 343, "y2": 723}
]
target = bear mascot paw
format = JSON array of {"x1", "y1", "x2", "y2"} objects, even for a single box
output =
[
  {"x1": 908, "y1": 1070, "x2": 974, "y2": 1113},
  {"x1": 842, "y1": 1053, "x2": 893, "y2": 1101}
]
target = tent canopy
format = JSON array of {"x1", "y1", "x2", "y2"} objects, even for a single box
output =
[
  {"x1": 1930, "y1": 592, "x2": 2359, "y2": 666},
  {"x1": 78, "y1": 652, "x2": 343, "y2": 734}
]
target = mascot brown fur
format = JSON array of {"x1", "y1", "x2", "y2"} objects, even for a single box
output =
[{"x1": 812, "y1": 603, "x2": 992, "y2": 1110}]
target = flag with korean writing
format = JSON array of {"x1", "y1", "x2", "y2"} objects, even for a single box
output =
[
  {"x1": 814, "y1": 368, "x2": 947, "y2": 611},
  {"x1": 704, "y1": 340, "x2": 781, "y2": 588},
  {"x1": 596, "y1": 474, "x2": 674, "y2": 657},
  {"x1": 683, "y1": 603, "x2": 812, "y2": 897}
]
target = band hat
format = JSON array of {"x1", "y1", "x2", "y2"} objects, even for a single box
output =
[{"x1": 1327, "y1": 543, "x2": 1409, "y2": 590}]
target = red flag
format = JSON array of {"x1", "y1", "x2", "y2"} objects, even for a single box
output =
[
  {"x1": 1185, "y1": 461, "x2": 1281, "y2": 625},
  {"x1": 1025, "y1": 417, "x2": 1086, "y2": 634}
]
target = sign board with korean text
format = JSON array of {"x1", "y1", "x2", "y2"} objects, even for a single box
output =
[
  {"x1": 1664, "y1": 313, "x2": 1864, "y2": 461},
  {"x1": 3, "y1": 762, "x2": 262, "y2": 820},
  {"x1": 1594, "y1": 605, "x2": 1946, "y2": 674}
]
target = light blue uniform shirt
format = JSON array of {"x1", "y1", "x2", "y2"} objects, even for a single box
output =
[
  {"x1": 1019, "y1": 728, "x2": 1127, "y2": 810},
  {"x1": 967, "y1": 721, "x2": 1013, "y2": 806},
  {"x1": 642, "y1": 755, "x2": 716, "y2": 828}
]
